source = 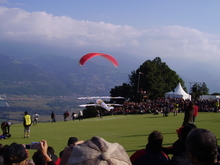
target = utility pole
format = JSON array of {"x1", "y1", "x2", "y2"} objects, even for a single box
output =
[{"x1": 137, "y1": 72, "x2": 143, "y2": 92}]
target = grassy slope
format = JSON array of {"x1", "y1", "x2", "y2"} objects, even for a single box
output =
[{"x1": 1, "y1": 112, "x2": 220, "y2": 157}]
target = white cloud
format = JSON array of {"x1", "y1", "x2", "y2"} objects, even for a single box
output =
[
  {"x1": 1, "y1": 6, "x2": 220, "y2": 92},
  {"x1": 0, "y1": 7, "x2": 141, "y2": 46},
  {"x1": 1, "y1": 6, "x2": 220, "y2": 61}
]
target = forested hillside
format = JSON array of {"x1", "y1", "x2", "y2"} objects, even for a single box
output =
[{"x1": 0, "y1": 54, "x2": 127, "y2": 96}]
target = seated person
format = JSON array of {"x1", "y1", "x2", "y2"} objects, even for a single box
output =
[
  {"x1": 162, "y1": 123, "x2": 196, "y2": 165},
  {"x1": 186, "y1": 128, "x2": 220, "y2": 165},
  {"x1": 47, "y1": 146, "x2": 58, "y2": 162},
  {"x1": 60, "y1": 136, "x2": 131, "y2": 165},
  {"x1": 130, "y1": 130, "x2": 170, "y2": 165},
  {"x1": 32, "y1": 140, "x2": 56, "y2": 165},
  {"x1": 3, "y1": 142, "x2": 28, "y2": 165},
  {"x1": 59, "y1": 137, "x2": 78, "y2": 158}
]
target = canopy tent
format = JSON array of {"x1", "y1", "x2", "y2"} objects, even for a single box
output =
[{"x1": 165, "y1": 83, "x2": 191, "y2": 100}]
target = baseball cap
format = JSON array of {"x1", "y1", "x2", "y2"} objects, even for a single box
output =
[
  {"x1": 4, "y1": 143, "x2": 28, "y2": 163},
  {"x1": 67, "y1": 136, "x2": 131, "y2": 165},
  {"x1": 176, "y1": 123, "x2": 197, "y2": 140}
]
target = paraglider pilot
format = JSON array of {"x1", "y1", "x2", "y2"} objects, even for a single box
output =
[{"x1": 1, "y1": 121, "x2": 11, "y2": 136}]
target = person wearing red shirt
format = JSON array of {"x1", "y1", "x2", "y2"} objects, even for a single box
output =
[{"x1": 193, "y1": 103, "x2": 199, "y2": 123}]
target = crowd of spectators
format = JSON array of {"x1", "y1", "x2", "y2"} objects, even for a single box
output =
[{"x1": 103, "y1": 97, "x2": 219, "y2": 116}]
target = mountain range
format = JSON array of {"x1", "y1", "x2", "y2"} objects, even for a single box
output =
[{"x1": 0, "y1": 54, "x2": 128, "y2": 96}]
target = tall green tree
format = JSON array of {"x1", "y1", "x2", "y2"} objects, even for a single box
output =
[
  {"x1": 110, "y1": 83, "x2": 132, "y2": 98},
  {"x1": 110, "y1": 57, "x2": 186, "y2": 100},
  {"x1": 191, "y1": 82, "x2": 209, "y2": 100},
  {"x1": 130, "y1": 57, "x2": 185, "y2": 99}
]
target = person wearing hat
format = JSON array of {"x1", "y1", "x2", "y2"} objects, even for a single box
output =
[
  {"x1": 1, "y1": 121, "x2": 11, "y2": 136},
  {"x1": 60, "y1": 136, "x2": 131, "y2": 165},
  {"x1": 162, "y1": 123, "x2": 197, "y2": 165},
  {"x1": 3, "y1": 143, "x2": 28, "y2": 165},
  {"x1": 23, "y1": 111, "x2": 32, "y2": 138}
]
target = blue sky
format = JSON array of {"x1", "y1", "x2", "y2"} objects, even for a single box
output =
[{"x1": 1, "y1": 0, "x2": 220, "y2": 93}]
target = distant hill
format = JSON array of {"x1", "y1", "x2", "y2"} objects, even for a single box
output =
[{"x1": 0, "y1": 54, "x2": 128, "y2": 96}]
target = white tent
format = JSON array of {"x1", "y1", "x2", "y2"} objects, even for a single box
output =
[{"x1": 165, "y1": 83, "x2": 191, "y2": 100}]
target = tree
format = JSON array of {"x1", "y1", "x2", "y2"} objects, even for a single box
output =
[
  {"x1": 191, "y1": 82, "x2": 209, "y2": 100},
  {"x1": 83, "y1": 106, "x2": 97, "y2": 118},
  {"x1": 129, "y1": 57, "x2": 185, "y2": 100},
  {"x1": 110, "y1": 83, "x2": 132, "y2": 99},
  {"x1": 110, "y1": 57, "x2": 186, "y2": 100},
  {"x1": 211, "y1": 93, "x2": 220, "y2": 95}
]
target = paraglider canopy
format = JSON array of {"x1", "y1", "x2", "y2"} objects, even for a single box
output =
[{"x1": 79, "y1": 53, "x2": 119, "y2": 67}]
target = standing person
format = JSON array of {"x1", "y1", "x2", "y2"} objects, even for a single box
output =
[
  {"x1": 23, "y1": 111, "x2": 32, "y2": 138},
  {"x1": 1, "y1": 121, "x2": 11, "y2": 136},
  {"x1": 215, "y1": 99, "x2": 219, "y2": 113},
  {"x1": 182, "y1": 101, "x2": 194, "y2": 126},
  {"x1": 63, "y1": 111, "x2": 69, "y2": 121},
  {"x1": 173, "y1": 102, "x2": 179, "y2": 116},
  {"x1": 51, "y1": 111, "x2": 56, "y2": 123},
  {"x1": 193, "y1": 103, "x2": 199, "y2": 123},
  {"x1": 32, "y1": 112, "x2": 39, "y2": 125},
  {"x1": 78, "y1": 110, "x2": 83, "y2": 121},
  {"x1": 71, "y1": 112, "x2": 76, "y2": 120}
]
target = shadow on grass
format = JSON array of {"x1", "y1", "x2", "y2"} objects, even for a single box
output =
[
  {"x1": 144, "y1": 116, "x2": 164, "y2": 118},
  {"x1": 195, "y1": 120, "x2": 212, "y2": 122},
  {"x1": 118, "y1": 134, "x2": 150, "y2": 138},
  {"x1": 161, "y1": 132, "x2": 176, "y2": 135},
  {"x1": 126, "y1": 149, "x2": 140, "y2": 153},
  {"x1": 118, "y1": 132, "x2": 176, "y2": 138},
  {"x1": 163, "y1": 142, "x2": 174, "y2": 146}
]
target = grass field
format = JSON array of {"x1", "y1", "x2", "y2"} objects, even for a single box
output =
[{"x1": 1, "y1": 112, "x2": 220, "y2": 158}]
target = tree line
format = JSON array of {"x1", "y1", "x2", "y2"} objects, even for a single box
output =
[{"x1": 110, "y1": 57, "x2": 209, "y2": 101}]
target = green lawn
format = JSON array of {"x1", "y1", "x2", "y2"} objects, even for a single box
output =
[{"x1": 1, "y1": 112, "x2": 220, "y2": 158}]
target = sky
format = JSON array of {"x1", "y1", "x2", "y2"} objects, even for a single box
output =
[{"x1": 0, "y1": 0, "x2": 220, "y2": 93}]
